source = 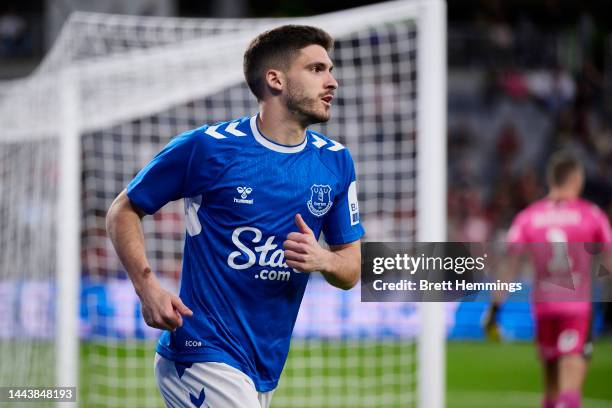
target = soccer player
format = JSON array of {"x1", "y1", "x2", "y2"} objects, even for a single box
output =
[
  {"x1": 106, "y1": 25, "x2": 364, "y2": 408},
  {"x1": 485, "y1": 152, "x2": 612, "y2": 408}
]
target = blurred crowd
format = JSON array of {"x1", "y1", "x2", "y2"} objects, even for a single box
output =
[
  {"x1": 0, "y1": 6, "x2": 32, "y2": 58},
  {"x1": 446, "y1": 1, "x2": 612, "y2": 243}
]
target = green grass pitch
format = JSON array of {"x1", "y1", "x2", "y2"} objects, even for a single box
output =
[
  {"x1": 446, "y1": 340, "x2": 612, "y2": 408},
  {"x1": 76, "y1": 339, "x2": 612, "y2": 407}
]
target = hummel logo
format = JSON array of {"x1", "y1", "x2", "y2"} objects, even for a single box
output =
[
  {"x1": 234, "y1": 186, "x2": 254, "y2": 204},
  {"x1": 237, "y1": 187, "x2": 252, "y2": 199}
]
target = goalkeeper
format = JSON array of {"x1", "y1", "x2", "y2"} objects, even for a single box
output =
[
  {"x1": 106, "y1": 25, "x2": 364, "y2": 408},
  {"x1": 485, "y1": 153, "x2": 611, "y2": 408}
]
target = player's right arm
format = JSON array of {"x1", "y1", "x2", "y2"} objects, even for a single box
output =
[
  {"x1": 106, "y1": 190, "x2": 192, "y2": 331},
  {"x1": 106, "y1": 128, "x2": 209, "y2": 331},
  {"x1": 593, "y1": 206, "x2": 612, "y2": 284},
  {"x1": 108, "y1": 127, "x2": 213, "y2": 330}
]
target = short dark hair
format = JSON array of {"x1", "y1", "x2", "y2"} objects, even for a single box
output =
[
  {"x1": 546, "y1": 151, "x2": 583, "y2": 187},
  {"x1": 243, "y1": 25, "x2": 334, "y2": 100}
]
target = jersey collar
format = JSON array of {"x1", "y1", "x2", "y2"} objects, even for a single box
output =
[{"x1": 250, "y1": 114, "x2": 308, "y2": 154}]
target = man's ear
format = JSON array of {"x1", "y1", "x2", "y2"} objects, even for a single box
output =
[{"x1": 265, "y1": 69, "x2": 284, "y2": 94}]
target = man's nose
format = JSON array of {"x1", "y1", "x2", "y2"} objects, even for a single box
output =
[{"x1": 326, "y1": 73, "x2": 338, "y2": 90}]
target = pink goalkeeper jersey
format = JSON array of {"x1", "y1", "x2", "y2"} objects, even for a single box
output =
[{"x1": 507, "y1": 198, "x2": 612, "y2": 315}]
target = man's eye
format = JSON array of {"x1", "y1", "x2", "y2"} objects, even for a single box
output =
[{"x1": 311, "y1": 66, "x2": 322, "y2": 72}]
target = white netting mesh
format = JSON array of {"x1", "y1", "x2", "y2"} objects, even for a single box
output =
[
  {"x1": 0, "y1": 2, "x2": 434, "y2": 407},
  {"x1": 0, "y1": 138, "x2": 58, "y2": 404}
]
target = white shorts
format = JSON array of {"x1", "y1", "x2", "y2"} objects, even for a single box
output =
[{"x1": 154, "y1": 353, "x2": 274, "y2": 408}]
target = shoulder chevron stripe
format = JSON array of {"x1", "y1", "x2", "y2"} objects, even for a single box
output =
[
  {"x1": 226, "y1": 121, "x2": 246, "y2": 136},
  {"x1": 311, "y1": 134, "x2": 327, "y2": 148},
  {"x1": 327, "y1": 140, "x2": 345, "y2": 151},
  {"x1": 204, "y1": 125, "x2": 226, "y2": 139}
]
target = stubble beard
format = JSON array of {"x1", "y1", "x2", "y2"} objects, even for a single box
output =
[{"x1": 285, "y1": 80, "x2": 331, "y2": 127}]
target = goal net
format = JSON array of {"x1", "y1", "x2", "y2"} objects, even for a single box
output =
[{"x1": 0, "y1": 1, "x2": 446, "y2": 407}]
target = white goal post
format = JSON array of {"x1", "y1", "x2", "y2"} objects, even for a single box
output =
[
  {"x1": 0, "y1": 1, "x2": 446, "y2": 407},
  {"x1": 417, "y1": 1, "x2": 447, "y2": 408}
]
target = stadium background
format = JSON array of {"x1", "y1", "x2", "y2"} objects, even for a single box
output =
[{"x1": 1, "y1": 0, "x2": 611, "y2": 407}]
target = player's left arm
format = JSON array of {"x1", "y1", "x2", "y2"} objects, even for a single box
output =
[
  {"x1": 284, "y1": 214, "x2": 360, "y2": 290},
  {"x1": 482, "y1": 252, "x2": 526, "y2": 341},
  {"x1": 484, "y1": 212, "x2": 528, "y2": 339}
]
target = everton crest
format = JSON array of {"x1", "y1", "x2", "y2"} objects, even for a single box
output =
[{"x1": 307, "y1": 184, "x2": 333, "y2": 217}]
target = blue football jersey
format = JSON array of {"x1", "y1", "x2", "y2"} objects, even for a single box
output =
[{"x1": 127, "y1": 114, "x2": 365, "y2": 392}]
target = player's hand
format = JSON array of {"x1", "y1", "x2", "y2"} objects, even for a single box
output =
[
  {"x1": 283, "y1": 214, "x2": 331, "y2": 273},
  {"x1": 483, "y1": 303, "x2": 501, "y2": 342},
  {"x1": 137, "y1": 275, "x2": 193, "y2": 331}
]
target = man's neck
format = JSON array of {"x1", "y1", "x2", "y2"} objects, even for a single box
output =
[
  {"x1": 258, "y1": 103, "x2": 307, "y2": 146},
  {"x1": 548, "y1": 189, "x2": 578, "y2": 202}
]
